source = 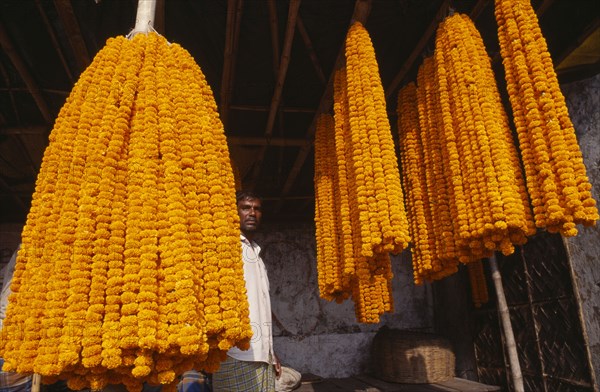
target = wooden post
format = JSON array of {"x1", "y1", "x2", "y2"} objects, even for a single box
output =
[
  {"x1": 31, "y1": 374, "x2": 41, "y2": 392},
  {"x1": 130, "y1": 0, "x2": 157, "y2": 36},
  {"x1": 488, "y1": 254, "x2": 524, "y2": 392}
]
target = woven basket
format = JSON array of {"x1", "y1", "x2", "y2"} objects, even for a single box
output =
[{"x1": 371, "y1": 327, "x2": 455, "y2": 384}]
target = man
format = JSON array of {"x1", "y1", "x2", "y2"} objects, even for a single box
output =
[{"x1": 211, "y1": 190, "x2": 281, "y2": 392}]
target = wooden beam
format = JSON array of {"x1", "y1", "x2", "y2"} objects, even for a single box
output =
[
  {"x1": 268, "y1": 0, "x2": 281, "y2": 75},
  {"x1": 247, "y1": 0, "x2": 302, "y2": 189},
  {"x1": 0, "y1": 177, "x2": 27, "y2": 212},
  {"x1": 555, "y1": 16, "x2": 600, "y2": 66},
  {"x1": 261, "y1": 195, "x2": 313, "y2": 201},
  {"x1": 13, "y1": 135, "x2": 40, "y2": 176},
  {"x1": 0, "y1": 22, "x2": 54, "y2": 124},
  {"x1": 0, "y1": 87, "x2": 70, "y2": 96},
  {"x1": 228, "y1": 136, "x2": 305, "y2": 147},
  {"x1": 0, "y1": 62, "x2": 21, "y2": 123},
  {"x1": 154, "y1": 0, "x2": 166, "y2": 35},
  {"x1": 297, "y1": 16, "x2": 326, "y2": 84},
  {"x1": 384, "y1": 0, "x2": 451, "y2": 99},
  {"x1": 35, "y1": 0, "x2": 74, "y2": 83},
  {"x1": 219, "y1": 0, "x2": 244, "y2": 130},
  {"x1": 0, "y1": 126, "x2": 48, "y2": 135},
  {"x1": 275, "y1": 0, "x2": 372, "y2": 211},
  {"x1": 230, "y1": 104, "x2": 314, "y2": 113},
  {"x1": 468, "y1": 0, "x2": 491, "y2": 21},
  {"x1": 53, "y1": 0, "x2": 91, "y2": 73},
  {"x1": 264, "y1": 0, "x2": 301, "y2": 137}
]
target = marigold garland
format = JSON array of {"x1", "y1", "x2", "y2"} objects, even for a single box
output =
[
  {"x1": 430, "y1": 13, "x2": 534, "y2": 262},
  {"x1": 397, "y1": 81, "x2": 458, "y2": 284},
  {"x1": 467, "y1": 260, "x2": 489, "y2": 308},
  {"x1": 0, "y1": 32, "x2": 250, "y2": 390},
  {"x1": 313, "y1": 22, "x2": 409, "y2": 323},
  {"x1": 495, "y1": 0, "x2": 599, "y2": 235}
]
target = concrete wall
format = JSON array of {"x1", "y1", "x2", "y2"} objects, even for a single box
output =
[
  {"x1": 255, "y1": 223, "x2": 434, "y2": 378},
  {"x1": 561, "y1": 73, "x2": 600, "y2": 386}
]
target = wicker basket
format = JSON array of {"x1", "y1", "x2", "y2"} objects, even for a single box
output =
[{"x1": 371, "y1": 327, "x2": 455, "y2": 384}]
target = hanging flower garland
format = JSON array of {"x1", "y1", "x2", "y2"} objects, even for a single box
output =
[
  {"x1": 495, "y1": 0, "x2": 598, "y2": 235},
  {"x1": 314, "y1": 114, "x2": 348, "y2": 302},
  {"x1": 467, "y1": 260, "x2": 489, "y2": 308},
  {"x1": 0, "y1": 32, "x2": 250, "y2": 391},
  {"x1": 431, "y1": 13, "x2": 535, "y2": 261},
  {"x1": 313, "y1": 22, "x2": 409, "y2": 323}
]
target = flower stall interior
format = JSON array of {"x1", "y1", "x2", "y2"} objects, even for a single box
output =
[{"x1": 0, "y1": 0, "x2": 599, "y2": 391}]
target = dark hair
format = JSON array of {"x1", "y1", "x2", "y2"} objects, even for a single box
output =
[{"x1": 236, "y1": 190, "x2": 262, "y2": 204}]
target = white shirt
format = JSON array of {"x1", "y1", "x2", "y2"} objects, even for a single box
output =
[{"x1": 227, "y1": 234, "x2": 274, "y2": 364}]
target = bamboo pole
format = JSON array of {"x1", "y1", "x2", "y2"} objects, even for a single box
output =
[
  {"x1": 488, "y1": 254, "x2": 524, "y2": 392},
  {"x1": 31, "y1": 374, "x2": 41, "y2": 392},
  {"x1": 131, "y1": 0, "x2": 157, "y2": 36}
]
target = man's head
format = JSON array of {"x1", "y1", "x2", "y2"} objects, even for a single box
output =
[{"x1": 236, "y1": 190, "x2": 263, "y2": 240}]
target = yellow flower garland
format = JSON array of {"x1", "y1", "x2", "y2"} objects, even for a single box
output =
[
  {"x1": 0, "y1": 32, "x2": 249, "y2": 390},
  {"x1": 431, "y1": 13, "x2": 535, "y2": 263},
  {"x1": 312, "y1": 22, "x2": 409, "y2": 323},
  {"x1": 467, "y1": 260, "x2": 489, "y2": 308},
  {"x1": 314, "y1": 114, "x2": 348, "y2": 301},
  {"x1": 397, "y1": 82, "x2": 436, "y2": 284},
  {"x1": 495, "y1": 0, "x2": 599, "y2": 235}
]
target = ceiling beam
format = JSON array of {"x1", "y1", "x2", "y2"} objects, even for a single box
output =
[
  {"x1": 297, "y1": 16, "x2": 326, "y2": 84},
  {"x1": 35, "y1": 0, "x2": 74, "y2": 83},
  {"x1": 154, "y1": 0, "x2": 166, "y2": 35},
  {"x1": 0, "y1": 177, "x2": 27, "y2": 212},
  {"x1": 384, "y1": 0, "x2": 451, "y2": 99},
  {"x1": 247, "y1": 0, "x2": 302, "y2": 189},
  {"x1": 0, "y1": 63, "x2": 20, "y2": 123},
  {"x1": 228, "y1": 136, "x2": 305, "y2": 147},
  {"x1": 468, "y1": 0, "x2": 491, "y2": 21},
  {"x1": 53, "y1": 0, "x2": 91, "y2": 73},
  {"x1": 219, "y1": 0, "x2": 244, "y2": 129},
  {"x1": 0, "y1": 22, "x2": 54, "y2": 125},
  {"x1": 555, "y1": 16, "x2": 600, "y2": 66},
  {"x1": 0, "y1": 126, "x2": 48, "y2": 135},
  {"x1": 230, "y1": 104, "x2": 314, "y2": 113},
  {"x1": 268, "y1": 0, "x2": 281, "y2": 74},
  {"x1": 264, "y1": 0, "x2": 301, "y2": 138},
  {"x1": 0, "y1": 126, "x2": 305, "y2": 147},
  {"x1": 275, "y1": 0, "x2": 373, "y2": 212}
]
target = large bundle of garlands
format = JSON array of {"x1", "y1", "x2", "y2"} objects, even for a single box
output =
[
  {"x1": 0, "y1": 32, "x2": 252, "y2": 392},
  {"x1": 314, "y1": 22, "x2": 411, "y2": 323},
  {"x1": 395, "y1": 2, "x2": 597, "y2": 303},
  {"x1": 316, "y1": 0, "x2": 597, "y2": 314},
  {"x1": 397, "y1": 13, "x2": 536, "y2": 285}
]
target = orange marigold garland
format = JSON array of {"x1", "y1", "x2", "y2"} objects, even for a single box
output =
[
  {"x1": 495, "y1": 0, "x2": 598, "y2": 235},
  {"x1": 345, "y1": 22, "x2": 410, "y2": 257},
  {"x1": 431, "y1": 13, "x2": 534, "y2": 262},
  {"x1": 0, "y1": 32, "x2": 249, "y2": 390},
  {"x1": 312, "y1": 22, "x2": 409, "y2": 323},
  {"x1": 397, "y1": 82, "x2": 436, "y2": 284},
  {"x1": 314, "y1": 114, "x2": 348, "y2": 302},
  {"x1": 415, "y1": 57, "x2": 460, "y2": 279},
  {"x1": 467, "y1": 260, "x2": 489, "y2": 308}
]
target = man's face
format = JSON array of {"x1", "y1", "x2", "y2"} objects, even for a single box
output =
[{"x1": 237, "y1": 197, "x2": 262, "y2": 235}]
